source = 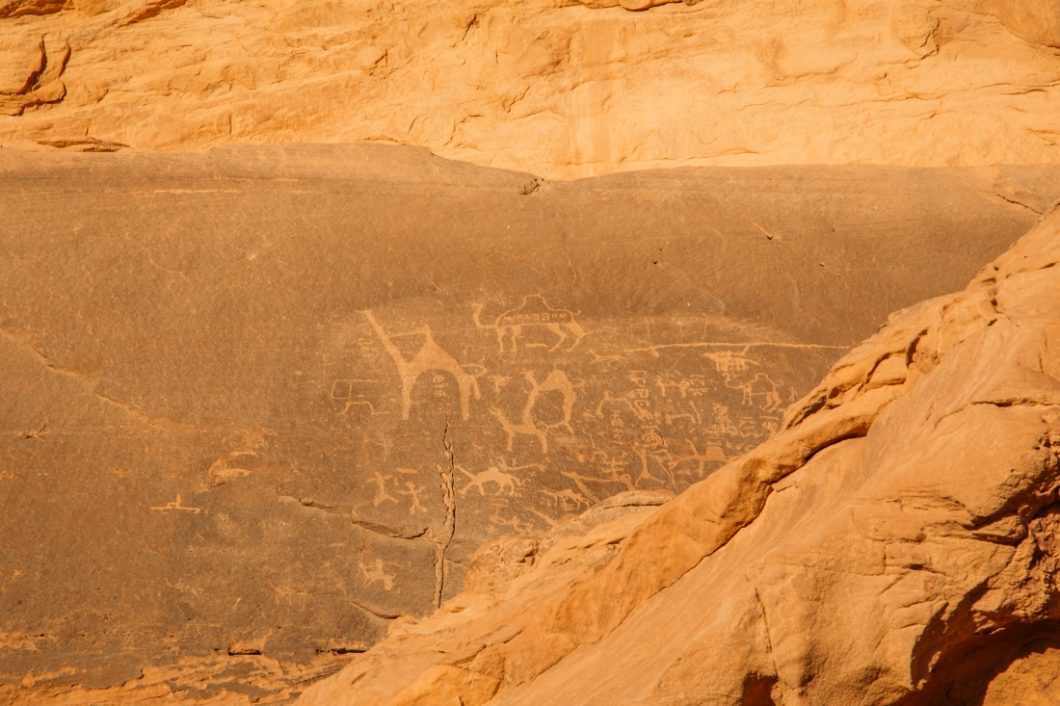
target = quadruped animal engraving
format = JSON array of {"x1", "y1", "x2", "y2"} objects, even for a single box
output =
[
  {"x1": 363, "y1": 310, "x2": 481, "y2": 420},
  {"x1": 472, "y1": 295, "x2": 586, "y2": 353},
  {"x1": 358, "y1": 557, "x2": 395, "y2": 591},
  {"x1": 491, "y1": 369, "x2": 580, "y2": 454},
  {"x1": 542, "y1": 487, "x2": 591, "y2": 511},
  {"x1": 704, "y1": 350, "x2": 784, "y2": 412},
  {"x1": 456, "y1": 460, "x2": 536, "y2": 497}
]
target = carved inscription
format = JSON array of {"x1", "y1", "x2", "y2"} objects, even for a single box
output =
[{"x1": 318, "y1": 297, "x2": 842, "y2": 587}]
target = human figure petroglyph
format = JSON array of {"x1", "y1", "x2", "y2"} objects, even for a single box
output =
[
  {"x1": 489, "y1": 374, "x2": 509, "y2": 395},
  {"x1": 492, "y1": 369, "x2": 580, "y2": 454},
  {"x1": 358, "y1": 557, "x2": 395, "y2": 591},
  {"x1": 362, "y1": 310, "x2": 481, "y2": 420},
  {"x1": 397, "y1": 480, "x2": 429, "y2": 514},
  {"x1": 456, "y1": 460, "x2": 535, "y2": 497},
  {"x1": 368, "y1": 471, "x2": 398, "y2": 507},
  {"x1": 471, "y1": 295, "x2": 586, "y2": 353}
]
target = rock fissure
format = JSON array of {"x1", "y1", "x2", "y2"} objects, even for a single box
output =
[
  {"x1": 434, "y1": 416, "x2": 458, "y2": 609},
  {"x1": 349, "y1": 519, "x2": 430, "y2": 541},
  {"x1": 748, "y1": 578, "x2": 781, "y2": 685}
]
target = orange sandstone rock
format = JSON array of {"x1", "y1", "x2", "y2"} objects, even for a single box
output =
[
  {"x1": 295, "y1": 204, "x2": 1060, "y2": 705},
  {"x1": 1, "y1": 1, "x2": 1059, "y2": 176}
]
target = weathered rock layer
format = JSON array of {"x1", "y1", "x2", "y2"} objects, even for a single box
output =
[{"x1": 1, "y1": 0, "x2": 1060, "y2": 176}]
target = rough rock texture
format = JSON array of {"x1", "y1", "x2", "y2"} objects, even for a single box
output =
[
  {"x1": 1, "y1": 0, "x2": 1060, "y2": 176},
  {"x1": 2, "y1": 147, "x2": 1057, "y2": 702},
  {"x1": 294, "y1": 205, "x2": 1060, "y2": 705}
]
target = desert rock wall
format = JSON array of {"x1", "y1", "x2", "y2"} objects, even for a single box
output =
[
  {"x1": 292, "y1": 198, "x2": 1060, "y2": 706},
  {"x1": 2, "y1": 146, "x2": 1056, "y2": 701},
  {"x1": 1, "y1": 0, "x2": 1059, "y2": 177}
]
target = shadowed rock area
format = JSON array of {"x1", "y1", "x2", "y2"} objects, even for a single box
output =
[
  {"x1": 2, "y1": 146, "x2": 1057, "y2": 702},
  {"x1": 293, "y1": 204, "x2": 1060, "y2": 706}
]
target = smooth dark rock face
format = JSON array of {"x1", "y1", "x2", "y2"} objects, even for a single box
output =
[{"x1": 0, "y1": 145, "x2": 1056, "y2": 691}]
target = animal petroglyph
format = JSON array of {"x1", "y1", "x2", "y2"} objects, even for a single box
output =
[
  {"x1": 456, "y1": 460, "x2": 535, "y2": 497},
  {"x1": 491, "y1": 369, "x2": 580, "y2": 454},
  {"x1": 472, "y1": 295, "x2": 586, "y2": 353},
  {"x1": 562, "y1": 466, "x2": 635, "y2": 496},
  {"x1": 703, "y1": 350, "x2": 786, "y2": 412},
  {"x1": 542, "y1": 488, "x2": 591, "y2": 511},
  {"x1": 363, "y1": 310, "x2": 481, "y2": 420},
  {"x1": 358, "y1": 558, "x2": 395, "y2": 592},
  {"x1": 593, "y1": 390, "x2": 653, "y2": 423}
]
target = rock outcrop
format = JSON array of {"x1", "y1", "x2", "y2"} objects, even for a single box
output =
[
  {"x1": 1, "y1": 1, "x2": 1059, "y2": 177},
  {"x1": 294, "y1": 204, "x2": 1060, "y2": 705},
  {"x1": 2, "y1": 146, "x2": 1057, "y2": 702}
]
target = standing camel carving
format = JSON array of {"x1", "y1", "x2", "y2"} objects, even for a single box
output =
[{"x1": 362, "y1": 310, "x2": 481, "y2": 420}]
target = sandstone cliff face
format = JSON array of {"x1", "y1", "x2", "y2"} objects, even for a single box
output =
[
  {"x1": 1, "y1": 0, "x2": 1059, "y2": 177},
  {"x1": 6, "y1": 147, "x2": 1056, "y2": 703},
  {"x1": 294, "y1": 205, "x2": 1060, "y2": 705}
]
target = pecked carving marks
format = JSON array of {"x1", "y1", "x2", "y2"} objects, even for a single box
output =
[
  {"x1": 363, "y1": 310, "x2": 481, "y2": 420},
  {"x1": 0, "y1": 35, "x2": 70, "y2": 116},
  {"x1": 472, "y1": 296, "x2": 587, "y2": 354},
  {"x1": 491, "y1": 369, "x2": 580, "y2": 455}
]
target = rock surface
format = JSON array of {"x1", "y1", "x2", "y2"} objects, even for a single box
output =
[
  {"x1": 293, "y1": 204, "x2": 1060, "y2": 705},
  {"x1": 2, "y1": 147, "x2": 1057, "y2": 701},
  {"x1": 1, "y1": 1, "x2": 1060, "y2": 177}
]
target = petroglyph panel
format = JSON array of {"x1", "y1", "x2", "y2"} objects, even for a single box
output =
[
  {"x1": 3, "y1": 146, "x2": 1058, "y2": 695},
  {"x1": 312, "y1": 302, "x2": 839, "y2": 553}
]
